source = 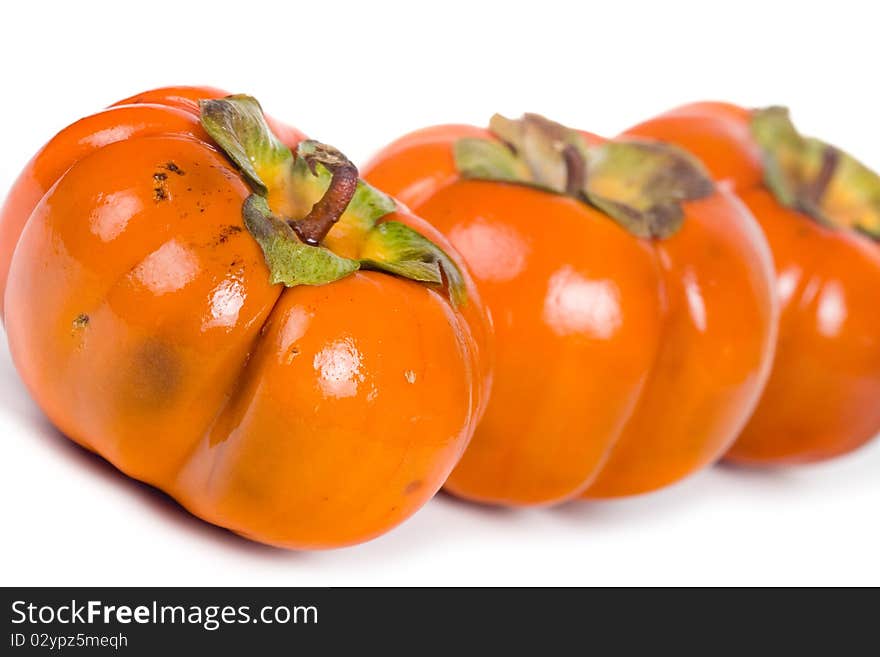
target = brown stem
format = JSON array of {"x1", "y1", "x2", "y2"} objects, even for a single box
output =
[
  {"x1": 562, "y1": 144, "x2": 587, "y2": 195},
  {"x1": 514, "y1": 114, "x2": 587, "y2": 195},
  {"x1": 290, "y1": 143, "x2": 359, "y2": 246},
  {"x1": 802, "y1": 145, "x2": 840, "y2": 209}
]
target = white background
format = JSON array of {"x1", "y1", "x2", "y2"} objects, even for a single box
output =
[{"x1": 1, "y1": 0, "x2": 878, "y2": 586}]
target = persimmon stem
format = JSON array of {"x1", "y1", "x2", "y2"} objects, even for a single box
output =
[
  {"x1": 802, "y1": 146, "x2": 840, "y2": 209},
  {"x1": 562, "y1": 144, "x2": 587, "y2": 195},
  {"x1": 291, "y1": 143, "x2": 359, "y2": 246},
  {"x1": 504, "y1": 113, "x2": 587, "y2": 195}
]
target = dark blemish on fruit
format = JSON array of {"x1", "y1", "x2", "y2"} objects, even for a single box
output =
[
  {"x1": 125, "y1": 339, "x2": 182, "y2": 408},
  {"x1": 164, "y1": 162, "x2": 185, "y2": 175},
  {"x1": 186, "y1": 187, "x2": 192, "y2": 192},
  {"x1": 72, "y1": 313, "x2": 89, "y2": 330},
  {"x1": 220, "y1": 225, "x2": 243, "y2": 240},
  {"x1": 404, "y1": 480, "x2": 423, "y2": 495},
  {"x1": 214, "y1": 225, "x2": 243, "y2": 246},
  {"x1": 285, "y1": 346, "x2": 300, "y2": 364},
  {"x1": 153, "y1": 169, "x2": 170, "y2": 202}
]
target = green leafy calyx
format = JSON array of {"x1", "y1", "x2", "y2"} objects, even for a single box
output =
[
  {"x1": 751, "y1": 106, "x2": 880, "y2": 239},
  {"x1": 454, "y1": 113, "x2": 715, "y2": 239},
  {"x1": 200, "y1": 95, "x2": 467, "y2": 302}
]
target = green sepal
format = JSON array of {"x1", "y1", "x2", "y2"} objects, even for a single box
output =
[
  {"x1": 751, "y1": 107, "x2": 880, "y2": 239},
  {"x1": 454, "y1": 138, "x2": 531, "y2": 184},
  {"x1": 829, "y1": 154, "x2": 880, "y2": 239},
  {"x1": 750, "y1": 106, "x2": 802, "y2": 207},
  {"x1": 242, "y1": 195, "x2": 359, "y2": 286},
  {"x1": 199, "y1": 95, "x2": 293, "y2": 195},
  {"x1": 347, "y1": 177, "x2": 398, "y2": 224},
  {"x1": 360, "y1": 221, "x2": 467, "y2": 306},
  {"x1": 583, "y1": 141, "x2": 715, "y2": 239}
]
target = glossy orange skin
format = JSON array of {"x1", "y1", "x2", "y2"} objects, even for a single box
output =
[
  {"x1": 626, "y1": 103, "x2": 880, "y2": 464},
  {"x1": 364, "y1": 126, "x2": 778, "y2": 503},
  {"x1": 1, "y1": 88, "x2": 489, "y2": 548}
]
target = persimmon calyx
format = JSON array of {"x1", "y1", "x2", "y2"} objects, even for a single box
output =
[
  {"x1": 751, "y1": 107, "x2": 880, "y2": 239},
  {"x1": 454, "y1": 114, "x2": 715, "y2": 239},
  {"x1": 360, "y1": 222, "x2": 466, "y2": 306},
  {"x1": 585, "y1": 141, "x2": 714, "y2": 239},
  {"x1": 200, "y1": 95, "x2": 293, "y2": 196},
  {"x1": 242, "y1": 195, "x2": 359, "y2": 286},
  {"x1": 200, "y1": 95, "x2": 467, "y2": 303}
]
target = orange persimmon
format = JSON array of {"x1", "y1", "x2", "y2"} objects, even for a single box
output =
[
  {"x1": 626, "y1": 103, "x2": 880, "y2": 464},
  {"x1": 365, "y1": 114, "x2": 778, "y2": 503},
  {"x1": 0, "y1": 88, "x2": 491, "y2": 549}
]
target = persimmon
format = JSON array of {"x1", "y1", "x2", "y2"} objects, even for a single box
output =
[
  {"x1": 626, "y1": 104, "x2": 880, "y2": 464},
  {"x1": 1, "y1": 88, "x2": 491, "y2": 549},
  {"x1": 365, "y1": 114, "x2": 778, "y2": 503}
]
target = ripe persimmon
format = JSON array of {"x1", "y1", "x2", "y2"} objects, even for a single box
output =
[
  {"x1": 626, "y1": 104, "x2": 880, "y2": 464},
  {"x1": 365, "y1": 114, "x2": 778, "y2": 502},
  {"x1": 0, "y1": 87, "x2": 491, "y2": 548}
]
